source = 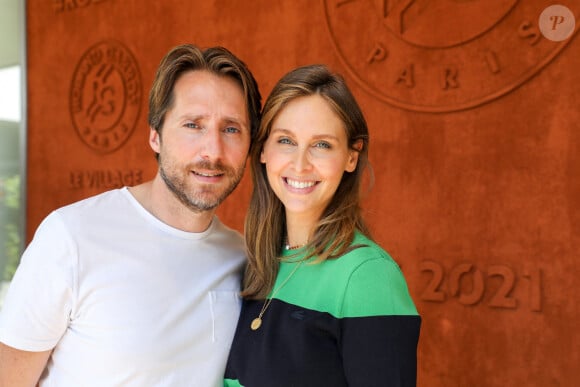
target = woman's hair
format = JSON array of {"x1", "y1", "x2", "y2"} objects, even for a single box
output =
[
  {"x1": 148, "y1": 44, "x2": 262, "y2": 156},
  {"x1": 242, "y1": 64, "x2": 372, "y2": 299}
]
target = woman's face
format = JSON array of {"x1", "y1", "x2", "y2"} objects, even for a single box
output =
[{"x1": 261, "y1": 94, "x2": 359, "y2": 226}]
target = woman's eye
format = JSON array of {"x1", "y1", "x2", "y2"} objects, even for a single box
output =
[
  {"x1": 314, "y1": 141, "x2": 331, "y2": 149},
  {"x1": 278, "y1": 137, "x2": 294, "y2": 145},
  {"x1": 185, "y1": 123, "x2": 200, "y2": 129}
]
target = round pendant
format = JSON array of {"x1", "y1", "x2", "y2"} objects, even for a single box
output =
[{"x1": 251, "y1": 317, "x2": 262, "y2": 330}]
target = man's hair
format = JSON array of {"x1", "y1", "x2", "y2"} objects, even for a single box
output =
[{"x1": 148, "y1": 44, "x2": 261, "y2": 139}]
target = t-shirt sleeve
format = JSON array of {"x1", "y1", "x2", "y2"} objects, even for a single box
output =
[
  {"x1": 0, "y1": 211, "x2": 76, "y2": 351},
  {"x1": 340, "y1": 257, "x2": 421, "y2": 387}
]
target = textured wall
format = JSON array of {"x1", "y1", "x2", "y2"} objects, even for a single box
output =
[{"x1": 26, "y1": 1, "x2": 579, "y2": 385}]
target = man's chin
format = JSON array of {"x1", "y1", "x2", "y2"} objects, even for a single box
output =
[{"x1": 187, "y1": 194, "x2": 227, "y2": 212}]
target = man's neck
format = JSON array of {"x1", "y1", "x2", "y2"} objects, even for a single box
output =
[{"x1": 128, "y1": 176, "x2": 215, "y2": 233}]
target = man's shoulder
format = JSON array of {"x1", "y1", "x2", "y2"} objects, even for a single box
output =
[
  {"x1": 211, "y1": 217, "x2": 241, "y2": 235},
  {"x1": 52, "y1": 188, "x2": 127, "y2": 218},
  {"x1": 43, "y1": 188, "x2": 130, "y2": 232},
  {"x1": 58, "y1": 188, "x2": 126, "y2": 211},
  {"x1": 209, "y1": 217, "x2": 245, "y2": 250}
]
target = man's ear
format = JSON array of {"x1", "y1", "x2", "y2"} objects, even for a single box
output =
[{"x1": 149, "y1": 127, "x2": 160, "y2": 153}]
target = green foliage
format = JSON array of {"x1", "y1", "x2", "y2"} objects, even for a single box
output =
[
  {"x1": 3, "y1": 174, "x2": 20, "y2": 209},
  {"x1": 3, "y1": 223, "x2": 20, "y2": 281},
  {"x1": 1, "y1": 174, "x2": 22, "y2": 282}
]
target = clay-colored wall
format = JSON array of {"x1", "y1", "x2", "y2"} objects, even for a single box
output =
[{"x1": 26, "y1": 1, "x2": 579, "y2": 385}]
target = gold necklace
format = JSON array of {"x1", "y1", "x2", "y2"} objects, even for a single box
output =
[
  {"x1": 285, "y1": 243, "x2": 305, "y2": 250},
  {"x1": 250, "y1": 261, "x2": 304, "y2": 331},
  {"x1": 284, "y1": 237, "x2": 306, "y2": 251}
]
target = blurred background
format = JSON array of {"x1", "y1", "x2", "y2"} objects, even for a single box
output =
[
  {"x1": 0, "y1": 1, "x2": 578, "y2": 385},
  {"x1": 0, "y1": 0, "x2": 24, "y2": 305}
]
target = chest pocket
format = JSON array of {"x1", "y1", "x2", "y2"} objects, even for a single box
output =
[{"x1": 208, "y1": 290, "x2": 242, "y2": 343}]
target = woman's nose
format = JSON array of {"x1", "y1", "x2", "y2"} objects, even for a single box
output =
[{"x1": 292, "y1": 147, "x2": 312, "y2": 172}]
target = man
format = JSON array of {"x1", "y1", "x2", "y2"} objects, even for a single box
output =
[{"x1": 0, "y1": 44, "x2": 261, "y2": 386}]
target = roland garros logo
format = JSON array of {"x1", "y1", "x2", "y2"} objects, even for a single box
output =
[
  {"x1": 324, "y1": 0, "x2": 577, "y2": 113},
  {"x1": 70, "y1": 40, "x2": 142, "y2": 153}
]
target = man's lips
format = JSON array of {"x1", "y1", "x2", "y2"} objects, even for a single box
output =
[{"x1": 193, "y1": 170, "x2": 224, "y2": 177}]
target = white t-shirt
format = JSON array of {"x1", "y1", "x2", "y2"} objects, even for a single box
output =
[{"x1": 0, "y1": 188, "x2": 245, "y2": 387}]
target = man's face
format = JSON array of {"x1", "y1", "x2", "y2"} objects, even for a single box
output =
[{"x1": 150, "y1": 70, "x2": 251, "y2": 212}]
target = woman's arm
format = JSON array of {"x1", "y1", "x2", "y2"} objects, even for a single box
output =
[{"x1": 340, "y1": 257, "x2": 421, "y2": 387}]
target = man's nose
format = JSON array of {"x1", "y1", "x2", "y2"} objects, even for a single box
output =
[{"x1": 200, "y1": 127, "x2": 224, "y2": 160}]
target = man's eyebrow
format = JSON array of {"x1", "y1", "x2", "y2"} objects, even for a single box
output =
[{"x1": 226, "y1": 115, "x2": 252, "y2": 129}]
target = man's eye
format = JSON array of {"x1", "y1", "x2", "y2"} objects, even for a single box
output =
[
  {"x1": 185, "y1": 123, "x2": 200, "y2": 129},
  {"x1": 224, "y1": 126, "x2": 240, "y2": 134}
]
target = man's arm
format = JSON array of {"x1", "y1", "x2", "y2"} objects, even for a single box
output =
[{"x1": 0, "y1": 342, "x2": 51, "y2": 387}]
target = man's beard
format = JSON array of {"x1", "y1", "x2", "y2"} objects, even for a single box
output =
[{"x1": 159, "y1": 158, "x2": 245, "y2": 213}]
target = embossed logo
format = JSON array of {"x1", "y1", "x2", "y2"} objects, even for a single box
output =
[
  {"x1": 70, "y1": 40, "x2": 142, "y2": 153},
  {"x1": 53, "y1": 0, "x2": 113, "y2": 13},
  {"x1": 324, "y1": 0, "x2": 577, "y2": 112}
]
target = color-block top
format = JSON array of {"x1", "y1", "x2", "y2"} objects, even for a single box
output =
[{"x1": 224, "y1": 232, "x2": 421, "y2": 387}]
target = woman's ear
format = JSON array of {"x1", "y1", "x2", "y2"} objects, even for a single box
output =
[
  {"x1": 345, "y1": 139, "x2": 363, "y2": 173},
  {"x1": 260, "y1": 149, "x2": 266, "y2": 164}
]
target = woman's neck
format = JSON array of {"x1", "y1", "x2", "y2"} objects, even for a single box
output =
[{"x1": 285, "y1": 212, "x2": 317, "y2": 246}]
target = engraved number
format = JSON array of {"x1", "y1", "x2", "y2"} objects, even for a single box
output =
[
  {"x1": 419, "y1": 260, "x2": 446, "y2": 302},
  {"x1": 419, "y1": 260, "x2": 542, "y2": 312},
  {"x1": 487, "y1": 265, "x2": 517, "y2": 308},
  {"x1": 523, "y1": 268, "x2": 542, "y2": 312},
  {"x1": 448, "y1": 263, "x2": 484, "y2": 305}
]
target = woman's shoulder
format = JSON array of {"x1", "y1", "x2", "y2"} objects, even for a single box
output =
[
  {"x1": 334, "y1": 232, "x2": 418, "y2": 317},
  {"x1": 312, "y1": 232, "x2": 406, "y2": 291},
  {"x1": 328, "y1": 232, "x2": 399, "y2": 271},
  {"x1": 279, "y1": 232, "x2": 417, "y2": 318}
]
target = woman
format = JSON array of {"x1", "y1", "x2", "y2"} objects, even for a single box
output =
[{"x1": 224, "y1": 65, "x2": 421, "y2": 387}]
